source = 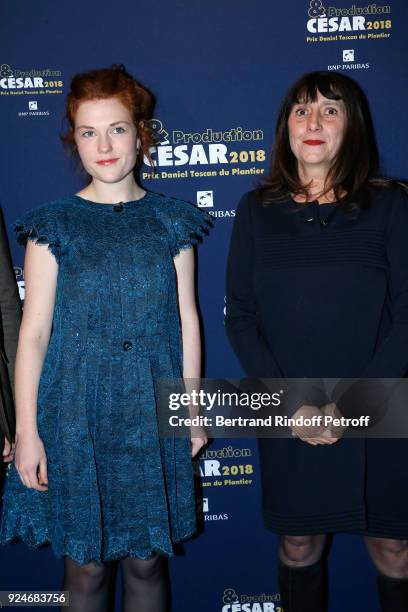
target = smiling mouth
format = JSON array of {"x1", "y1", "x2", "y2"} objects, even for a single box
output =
[
  {"x1": 303, "y1": 140, "x2": 325, "y2": 146},
  {"x1": 96, "y1": 158, "x2": 119, "y2": 166}
]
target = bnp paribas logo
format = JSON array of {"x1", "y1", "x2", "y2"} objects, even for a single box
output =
[{"x1": 308, "y1": 0, "x2": 326, "y2": 17}]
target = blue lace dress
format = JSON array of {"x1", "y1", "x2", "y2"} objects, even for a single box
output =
[{"x1": 0, "y1": 191, "x2": 212, "y2": 565}]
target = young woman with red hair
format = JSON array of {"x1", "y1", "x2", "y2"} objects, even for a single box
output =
[{"x1": 0, "y1": 65, "x2": 211, "y2": 612}]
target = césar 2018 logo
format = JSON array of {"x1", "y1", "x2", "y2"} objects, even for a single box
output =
[
  {"x1": 306, "y1": 0, "x2": 391, "y2": 35},
  {"x1": 221, "y1": 587, "x2": 282, "y2": 612},
  {"x1": 143, "y1": 118, "x2": 265, "y2": 171}
]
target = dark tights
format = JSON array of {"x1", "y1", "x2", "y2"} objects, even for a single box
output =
[
  {"x1": 120, "y1": 555, "x2": 169, "y2": 612},
  {"x1": 62, "y1": 557, "x2": 112, "y2": 612},
  {"x1": 62, "y1": 554, "x2": 168, "y2": 612}
]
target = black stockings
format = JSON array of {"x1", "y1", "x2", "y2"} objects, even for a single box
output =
[
  {"x1": 62, "y1": 557, "x2": 112, "y2": 612},
  {"x1": 61, "y1": 554, "x2": 169, "y2": 612},
  {"x1": 120, "y1": 554, "x2": 169, "y2": 612}
]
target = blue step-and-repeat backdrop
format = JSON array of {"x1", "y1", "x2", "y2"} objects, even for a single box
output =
[{"x1": 1, "y1": 2, "x2": 407, "y2": 610}]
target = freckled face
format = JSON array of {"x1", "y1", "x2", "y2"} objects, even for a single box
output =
[
  {"x1": 74, "y1": 97, "x2": 139, "y2": 185},
  {"x1": 287, "y1": 90, "x2": 347, "y2": 171}
]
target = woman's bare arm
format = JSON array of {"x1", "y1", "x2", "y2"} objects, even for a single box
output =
[
  {"x1": 173, "y1": 247, "x2": 207, "y2": 457},
  {"x1": 174, "y1": 248, "x2": 200, "y2": 378},
  {"x1": 14, "y1": 240, "x2": 58, "y2": 489}
]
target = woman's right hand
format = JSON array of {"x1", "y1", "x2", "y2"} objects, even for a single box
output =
[
  {"x1": 15, "y1": 432, "x2": 48, "y2": 491},
  {"x1": 290, "y1": 405, "x2": 340, "y2": 446}
]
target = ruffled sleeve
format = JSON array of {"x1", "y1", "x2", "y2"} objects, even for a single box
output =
[
  {"x1": 164, "y1": 198, "x2": 213, "y2": 257},
  {"x1": 13, "y1": 203, "x2": 61, "y2": 263}
]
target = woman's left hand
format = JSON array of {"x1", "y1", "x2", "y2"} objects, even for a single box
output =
[
  {"x1": 191, "y1": 431, "x2": 208, "y2": 457},
  {"x1": 320, "y1": 402, "x2": 346, "y2": 439},
  {"x1": 2, "y1": 437, "x2": 15, "y2": 463}
]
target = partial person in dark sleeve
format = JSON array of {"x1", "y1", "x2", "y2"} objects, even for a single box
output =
[
  {"x1": 225, "y1": 71, "x2": 408, "y2": 612},
  {"x1": 0, "y1": 204, "x2": 22, "y2": 479}
]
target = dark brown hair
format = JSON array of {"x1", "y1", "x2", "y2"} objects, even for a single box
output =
[
  {"x1": 61, "y1": 64, "x2": 156, "y2": 168},
  {"x1": 258, "y1": 71, "x2": 389, "y2": 210}
]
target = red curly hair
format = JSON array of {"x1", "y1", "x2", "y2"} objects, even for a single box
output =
[{"x1": 61, "y1": 64, "x2": 156, "y2": 167}]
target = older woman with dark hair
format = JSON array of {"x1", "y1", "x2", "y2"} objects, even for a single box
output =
[{"x1": 225, "y1": 71, "x2": 408, "y2": 611}]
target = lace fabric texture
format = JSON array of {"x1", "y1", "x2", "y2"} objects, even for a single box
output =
[{"x1": 0, "y1": 192, "x2": 212, "y2": 564}]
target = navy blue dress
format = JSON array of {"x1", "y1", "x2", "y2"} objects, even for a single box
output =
[
  {"x1": 225, "y1": 185, "x2": 408, "y2": 537},
  {"x1": 0, "y1": 191, "x2": 212, "y2": 564}
]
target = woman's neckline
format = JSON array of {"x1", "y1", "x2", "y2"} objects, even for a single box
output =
[
  {"x1": 74, "y1": 191, "x2": 150, "y2": 207},
  {"x1": 289, "y1": 198, "x2": 338, "y2": 209},
  {"x1": 290, "y1": 191, "x2": 348, "y2": 206}
]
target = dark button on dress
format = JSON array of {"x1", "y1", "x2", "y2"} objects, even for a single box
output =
[
  {"x1": 225, "y1": 186, "x2": 408, "y2": 537},
  {"x1": 0, "y1": 191, "x2": 212, "y2": 564}
]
